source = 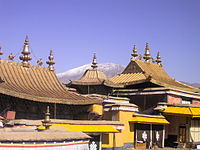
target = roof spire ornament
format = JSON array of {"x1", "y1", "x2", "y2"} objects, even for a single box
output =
[
  {"x1": 19, "y1": 36, "x2": 32, "y2": 67},
  {"x1": 143, "y1": 43, "x2": 151, "y2": 62},
  {"x1": 156, "y1": 51, "x2": 162, "y2": 66},
  {"x1": 131, "y1": 45, "x2": 138, "y2": 60},
  {"x1": 37, "y1": 58, "x2": 43, "y2": 66},
  {"x1": 91, "y1": 53, "x2": 98, "y2": 69},
  {"x1": 42, "y1": 106, "x2": 51, "y2": 130},
  {"x1": 46, "y1": 50, "x2": 55, "y2": 71},
  {"x1": 0, "y1": 46, "x2": 3, "y2": 59},
  {"x1": 8, "y1": 53, "x2": 15, "y2": 61}
]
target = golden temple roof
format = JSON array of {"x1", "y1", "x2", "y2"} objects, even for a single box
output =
[
  {"x1": 70, "y1": 54, "x2": 107, "y2": 85},
  {"x1": 109, "y1": 59, "x2": 200, "y2": 93},
  {"x1": 70, "y1": 54, "x2": 121, "y2": 87},
  {"x1": 109, "y1": 73, "x2": 146, "y2": 85},
  {"x1": 70, "y1": 69, "x2": 122, "y2": 88},
  {"x1": 71, "y1": 54, "x2": 107, "y2": 85},
  {"x1": 0, "y1": 60, "x2": 102, "y2": 105},
  {"x1": 71, "y1": 69, "x2": 107, "y2": 85}
]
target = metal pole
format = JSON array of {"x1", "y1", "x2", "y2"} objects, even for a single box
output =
[
  {"x1": 150, "y1": 124, "x2": 152, "y2": 149},
  {"x1": 99, "y1": 134, "x2": 102, "y2": 150},
  {"x1": 135, "y1": 124, "x2": 137, "y2": 148},
  {"x1": 162, "y1": 125, "x2": 165, "y2": 148}
]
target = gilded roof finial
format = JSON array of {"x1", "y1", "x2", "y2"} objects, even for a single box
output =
[
  {"x1": 131, "y1": 45, "x2": 138, "y2": 60},
  {"x1": 42, "y1": 106, "x2": 51, "y2": 130},
  {"x1": 143, "y1": 43, "x2": 151, "y2": 62},
  {"x1": 91, "y1": 53, "x2": 98, "y2": 69},
  {"x1": 19, "y1": 36, "x2": 32, "y2": 67},
  {"x1": 46, "y1": 50, "x2": 55, "y2": 71},
  {"x1": 8, "y1": 53, "x2": 14, "y2": 61},
  {"x1": 138, "y1": 54, "x2": 143, "y2": 60},
  {"x1": 0, "y1": 46, "x2": 3, "y2": 59},
  {"x1": 156, "y1": 51, "x2": 162, "y2": 66},
  {"x1": 37, "y1": 58, "x2": 43, "y2": 66}
]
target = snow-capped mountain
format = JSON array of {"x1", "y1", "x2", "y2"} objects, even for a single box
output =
[{"x1": 57, "y1": 63, "x2": 125, "y2": 83}]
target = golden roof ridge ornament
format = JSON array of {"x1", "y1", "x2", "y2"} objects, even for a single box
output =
[
  {"x1": 91, "y1": 53, "x2": 98, "y2": 69},
  {"x1": 8, "y1": 53, "x2": 15, "y2": 61},
  {"x1": 19, "y1": 36, "x2": 32, "y2": 67},
  {"x1": 138, "y1": 54, "x2": 143, "y2": 60},
  {"x1": 37, "y1": 58, "x2": 43, "y2": 66},
  {"x1": 156, "y1": 51, "x2": 162, "y2": 66},
  {"x1": 143, "y1": 43, "x2": 151, "y2": 62},
  {"x1": 0, "y1": 46, "x2": 3, "y2": 60},
  {"x1": 46, "y1": 50, "x2": 55, "y2": 71},
  {"x1": 131, "y1": 45, "x2": 138, "y2": 60},
  {"x1": 42, "y1": 106, "x2": 51, "y2": 130}
]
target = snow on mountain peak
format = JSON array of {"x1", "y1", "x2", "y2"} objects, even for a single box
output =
[{"x1": 57, "y1": 63, "x2": 125, "y2": 83}]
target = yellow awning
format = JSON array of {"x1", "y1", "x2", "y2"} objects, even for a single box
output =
[
  {"x1": 162, "y1": 107, "x2": 200, "y2": 118},
  {"x1": 52, "y1": 124, "x2": 119, "y2": 133},
  {"x1": 129, "y1": 116, "x2": 169, "y2": 124},
  {"x1": 190, "y1": 107, "x2": 200, "y2": 117}
]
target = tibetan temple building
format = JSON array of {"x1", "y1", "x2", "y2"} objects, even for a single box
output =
[
  {"x1": 0, "y1": 37, "x2": 126, "y2": 150},
  {"x1": 67, "y1": 43, "x2": 200, "y2": 149},
  {"x1": 0, "y1": 36, "x2": 102, "y2": 120},
  {"x1": 0, "y1": 37, "x2": 200, "y2": 150},
  {"x1": 108, "y1": 44, "x2": 200, "y2": 148},
  {"x1": 68, "y1": 53, "x2": 121, "y2": 95}
]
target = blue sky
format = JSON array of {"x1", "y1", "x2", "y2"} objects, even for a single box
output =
[{"x1": 0, "y1": 0, "x2": 200, "y2": 83}]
